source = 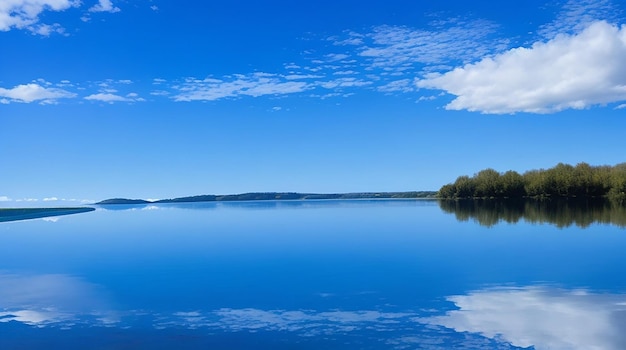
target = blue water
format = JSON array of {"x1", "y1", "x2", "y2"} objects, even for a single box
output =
[{"x1": 1, "y1": 200, "x2": 626, "y2": 349}]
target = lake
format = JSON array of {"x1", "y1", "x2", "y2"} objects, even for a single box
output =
[{"x1": 1, "y1": 199, "x2": 625, "y2": 349}]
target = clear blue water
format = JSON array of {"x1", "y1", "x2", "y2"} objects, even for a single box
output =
[{"x1": 1, "y1": 200, "x2": 626, "y2": 349}]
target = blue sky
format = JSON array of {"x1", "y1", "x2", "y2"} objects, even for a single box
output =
[{"x1": 1, "y1": 0, "x2": 626, "y2": 205}]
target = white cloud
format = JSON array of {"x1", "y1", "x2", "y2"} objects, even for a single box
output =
[
  {"x1": 417, "y1": 21, "x2": 626, "y2": 114},
  {"x1": 84, "y1": 92, "x2": 144, "y2": 103},
  {"x1": 0, "y1": 196, "x2": 11, "y2": 202},
  {"x1": 43, "y1": 197, "x2": 58, "y2": 201},
  {"x1": 617, "y1": 103, "x2": 626, "y2": 109},
  {"x1": 150, "y1": 5, "x2": 158, "y2": 11},
  {"x1": 0, "y1": 83, "x2": 76, "y2": 103},
  {"x1": 0, "y1": 0, "x2": 79, "y2": 34},
  {"x1": 419, "y1": 286, "x2": 626, "y2": 350},
  {"x1": 173, "y1": 73, "x2": 310, "y2": 102},
  {"x1": 89, "y1": 0, "x2": 120, "y2": 13}
]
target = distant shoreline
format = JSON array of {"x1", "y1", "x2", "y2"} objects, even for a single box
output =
[{"x1": 95, "y1": 191, "x2": 438, "y2": 205}]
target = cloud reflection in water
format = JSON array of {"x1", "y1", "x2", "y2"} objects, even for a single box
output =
[
  {"x1": 0, "y1": 272, "x2": 118, "y2": 327},
  {"x1": 419, "y1": 286, "x2": 626, "y2": 350},
  {"x1": 3, "y1": 273, "x2": 625, "y2": 349}
]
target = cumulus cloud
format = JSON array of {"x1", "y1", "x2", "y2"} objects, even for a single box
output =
[
  {"x1": 172, "y1": 73, "x2": 310, "y2": 102},
  {"x1": 417, "y1": 21, "x2": 626, "y2": 114},
  {"x1": 0, "y1": 196, "x2": 11, "y2": 202},
  {"x1": 0, "y1": 0, "x2": 79, "y2": 34},
  {"x1": 419, "y1": 286, "x2": 626, "y2": 350},
  {"x1": 0, "y1": 83, "x2": 76, "y2": 103},
  {"x1": 88, "y1": 0, "x2": 120, "y2": 13}
]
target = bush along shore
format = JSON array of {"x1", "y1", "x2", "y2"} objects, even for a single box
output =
[{"x1": 438, "y1": 162, "x2": 626, "y2": 202}]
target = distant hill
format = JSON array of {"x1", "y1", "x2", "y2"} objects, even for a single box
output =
[
  {"x1": 96, "y1": 198, "x2": 152, "y2": 205},
  {"x1": 95, "y1": 191, "x2": 437, "y2": 205}
]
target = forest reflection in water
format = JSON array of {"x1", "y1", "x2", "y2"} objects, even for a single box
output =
[{"x1": 438, "y1": 198, "x2": 626, "y2": 228}]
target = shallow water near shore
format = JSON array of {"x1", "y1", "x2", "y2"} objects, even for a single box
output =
[{"x1": 1, "y1": 199, "x2": 625, "y2": 349}]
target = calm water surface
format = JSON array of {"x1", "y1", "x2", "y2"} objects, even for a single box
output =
[{"x1": 1, "y1": 200, "x2": 625, "y2": 349}]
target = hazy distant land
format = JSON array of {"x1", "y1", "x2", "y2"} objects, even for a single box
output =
[{"x1": 96, "y1": 191, "x2": 437, "y2": 205}]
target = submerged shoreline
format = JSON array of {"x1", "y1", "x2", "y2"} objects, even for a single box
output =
[{"x1": 0, "y1": 207, "x2": 95, "y2": 223}]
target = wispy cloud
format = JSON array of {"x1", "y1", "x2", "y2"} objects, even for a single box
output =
[
  {"x1": 316, "y1": 77, "x2": 372, "y2": 90},
  {"x1": 416, "y1": 21, "x2": 626, "y2": 114},
  {"x1": 0, "y1": 83, "x2": 76, "y2": 104},
  {"x1": 377, "y1": 79, "x2": 414, "y2": 93},
  {"x1": 5, "y1": 0, "x2": 625, "y2": 111},
  {"x1": 538, "y1": 0, "x2": 620, "y2": 39},
  {"x1": 284, "y1": 74, "x2": 324, "y2": 80},
  {"x1": 333, "y1": 19, "x2": 509, "y2": 73},
  {"x1": 329, "y1": 31, "x2": 364, "y2": 46},
  {"x1": 172, "y1": 73, "x2": 311, "y2": 102},
  {"x1": 85, "y1": 92, "x2": 144, "y2": 103}
]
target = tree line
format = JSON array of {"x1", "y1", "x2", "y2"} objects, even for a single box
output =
[{"x1": 438, "y1": 162, "x2": 626, "y2": 201}]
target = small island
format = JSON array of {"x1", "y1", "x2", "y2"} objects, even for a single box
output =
[
  {"x1": 438, "y1": 162, "x2": 626, "y2": 202},
  {"x1": 96, "y1": 191, "x2": 437, "y2": 205}
]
